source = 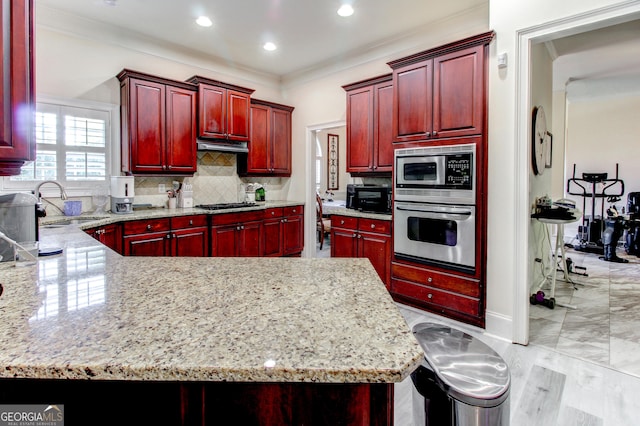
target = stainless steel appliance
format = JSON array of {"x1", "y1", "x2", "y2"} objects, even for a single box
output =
[
  {"x1": 394, "y1": 143, "x2": 477, "y2": 272},
  {"x1": 110, "y1": 176, "x2": 134, "y2": 214},
  {"x1": 394, "y1": 201, "x2": 476, "y2": 271},
  {"x1": 346, "y1": 184, "x2": 392, "y2": 213},
  {"x1": 395, "y1": 143, "x2": 475, "y2": 205},
  {"x1": 0, "y1": 193, "x2": 38, "y2": 262}
]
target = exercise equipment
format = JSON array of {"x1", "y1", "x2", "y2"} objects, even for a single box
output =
[
  {"x1": 625, "y1": 192, "x2": 640, "y2": 256},
  {"x1": 567, "y1": 164, "x2": 624, "y2": 258}
]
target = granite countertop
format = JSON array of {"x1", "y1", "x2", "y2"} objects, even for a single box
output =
[
  {"x1": 321, "y1": 202, "x2": 392, "y2": 221},
  {"x1": 0, "y1": 219, "x2": 422, "y2": 384},
  {"x1": 39, "y1": 200, "x2": 305, "y2": 228}
]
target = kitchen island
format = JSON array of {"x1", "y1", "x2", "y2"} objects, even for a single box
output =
[{"x1": 0, "y1": 222, "x2": 423, "y2": 425}]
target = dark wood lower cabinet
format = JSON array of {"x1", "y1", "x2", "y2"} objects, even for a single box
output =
[{"x1": 0, "y1": 379, "x2": 393, "y2": 426}]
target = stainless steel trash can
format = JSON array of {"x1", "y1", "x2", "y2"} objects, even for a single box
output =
[{"x1": 411, "y1": 322, "x2": 511, "y2": 426}]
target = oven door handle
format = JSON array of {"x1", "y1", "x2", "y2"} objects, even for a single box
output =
[{"x1": 396, "y1": 205, "x2": 473, "y2": 219}]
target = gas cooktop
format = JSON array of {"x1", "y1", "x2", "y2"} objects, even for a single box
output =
[{"x1": 195, "y1": 202, "x2": 258, "y2": 210}]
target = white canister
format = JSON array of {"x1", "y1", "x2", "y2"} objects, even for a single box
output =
[{"x1": 110, "y1": 176, "x2": 135, "y2": 198}]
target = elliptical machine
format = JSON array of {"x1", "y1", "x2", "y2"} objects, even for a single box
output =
[{"x1": 567, "y1": 164, "x2": 626, "y2": 262}]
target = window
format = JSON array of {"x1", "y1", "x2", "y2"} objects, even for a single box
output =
[
  {"x1": 315, "y1": 134, "x2": 323, "y2": 193},
  {"x1": 3, "y1": 98, "x2": 114, "y2": 194}
]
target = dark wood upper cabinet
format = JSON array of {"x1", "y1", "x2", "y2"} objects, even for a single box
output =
[
  {"x1": 118, "y1": 69, "x2": 197, "y2": 175},
  {"x1": 0, "y1": 0, "x2": 35, "y2": 176},
  {"x1": 388, "y1": 32, "x2": 493, "y2": 143},
  {"x1": 343, "y1": 74, "x2": 393, "y2": 174},
  {"x1": 186, "y1": 76, "x2": 254, "y2": 141},
  {"x1": 238, "y1": 99, "x2": 294, "y2": 177}
]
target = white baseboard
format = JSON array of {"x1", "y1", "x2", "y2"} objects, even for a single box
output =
[{"x1": 484, "y1": 310, "x2": 514, "y2": 343}]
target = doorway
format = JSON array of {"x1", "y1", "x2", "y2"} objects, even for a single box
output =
[
  {"x1": 303, "y1": 121, "x2": 345, "y2": 259},
  {"x1": 515, "y1": 2, "x2": 640, "y2": 358}
]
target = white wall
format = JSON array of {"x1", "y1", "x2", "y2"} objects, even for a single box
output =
[
  {"x1": 488, "y1": 0, "x2": 639, "y2": 341},
  {"x1": 528, "y1": 43, "x2": 555, "y2": 295},
  {"x1": 565, "y1": 94, "x2": 640, "y2": 216}
]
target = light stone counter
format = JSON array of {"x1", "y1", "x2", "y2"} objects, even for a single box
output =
[
  {"x1": 0, "y1": 221, "x2": 422, "y2": 384},
  {"x1": 321, "y1": 204, "x2": 392, "y2": 221}
]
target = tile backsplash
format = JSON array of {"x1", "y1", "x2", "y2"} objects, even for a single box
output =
[{"x1": 133, "y1": 152, "x2": 285, "y2": 207}]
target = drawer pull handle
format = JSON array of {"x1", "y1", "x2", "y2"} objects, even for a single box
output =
[
  {"x1": 427, "y1": 293, "x2": 433, "y2": 299},
  {"x1": 371, "y1": 224, "x2": 375, "y2": 229},
  {"x1": 147, "y1": 224, "x2": 152, "y2": 230},
  {"x1": 341, "y1": 220, "x2": 345, "y2": 225},
  {"x1": 427, "y1": 277, "x2": 433, "y2": 283},
  {"x1": 189, "y1": 220, "x2": 193, "y2": 225}
]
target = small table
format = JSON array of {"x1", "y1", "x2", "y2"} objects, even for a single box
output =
[{"x1": 533, "y1": 213, "x2": 581, "y2": 309}]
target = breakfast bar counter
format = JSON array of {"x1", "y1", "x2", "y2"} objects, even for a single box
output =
[{"x1": 0, "y1": 223, "x2": 422, "y2": 424}]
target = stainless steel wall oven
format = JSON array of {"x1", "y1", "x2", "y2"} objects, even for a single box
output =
[{"x1": 394, "y1": 143, "x2": 477, "y2": 273}]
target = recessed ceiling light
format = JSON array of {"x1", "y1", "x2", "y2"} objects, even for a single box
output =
[
  {"x1": 103, "y1": 0, "x2": 117, "y2": 6},
  {"x1": 263, "y1": 42, "x2": 277, "y2": 51},
  {"x1": 337, "y1": 4, "x2": 354, "y2": 17},
  {"x1": 196, "y1": 16, "x2": 213, "y2": 27}
]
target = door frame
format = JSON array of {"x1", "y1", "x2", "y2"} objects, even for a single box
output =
[
  {"x1": 303, "y1": 120, "x2": 346, "y2": 258},
  {"x1": 513, "y1": 2, "x2": 640, "y2": 344}
]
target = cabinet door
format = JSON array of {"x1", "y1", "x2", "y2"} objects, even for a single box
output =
[
  {"x1": 283, "y1": 214, "x2": 303, "y2": 256},
  {"x1": 226, "y1": 90, "x2": 251, "y2": 141},
  {"x1": 331, "y1": 227, "x2": 358, "y2": 258},
  {"x1": 263, "y1": 217, "x2": 283, "y2": 257},
  {"x1": 246, "y1": 104, "x2": 270, "y2": 173},
  {"x1": 346, "y1": 86, "x2": 374, "y2": 173},
  {"x1": 392, "y1": 60, "x2": 433, "y2": 143},
  {"x1": 127, "y1": 78, "x2": 166, "y2": 172},
  {"x1": 433, "y1": 45, "x2": 485, "y2": 138},
  {"x1": 165, "y1": 86, "x2": 197, "y2": 173},
  {"x1": 172, "y1": 227, "x2": 208, "y2": 257},
  {"x1": 270, "y1": 108, "x2": 291, "y2": 175},
  {"x1": 238, "y1": 221, "x2": 262, "y2": 257},
  {"x1": 198, "y1": 84, "x2": 226, "y2": 139},
  {"x1": 100, "y1": 223, "x2": 122, "y2": 254},
  {"x1": 358, "y1": 231, "x2": 391, "y2": 288},
  {"x1": 0, "y1": 0, "x2": 34, "y2": 176},
  {"x1": 373, "y1": 81, "x2": 394, "y2": 172},
  {"x1": 123, "y1": 232, "x2": 170, "y2": 256},
  {"x1": 211, "y1": 224, "x2": 238, "y2": 257}
]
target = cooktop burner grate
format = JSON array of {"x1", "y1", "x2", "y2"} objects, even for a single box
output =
[{"x1": 195, "y1": 202, "x2": 258, "y2": 210}]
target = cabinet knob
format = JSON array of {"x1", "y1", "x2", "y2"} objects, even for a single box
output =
[
  {"x1": 341, "y1": 220, "x2": 345, "y2": 225},
  {"x1": 426, "y1": 132, "x2": 431, "y2": 138},
  {"x1": 357, "y1": 234, "x2": 362, "y2": 239},
  {"x1": 168, "y1": 165, "x2": 172, "y2": 170},
  {"x1": 241, "y1": 225, "x2": 245, "y2": 230},
  {"x1": 293, "y1": 209, "x2": 296, "y2": 213},
  {"x1": 352, "y1": 233, "x2": 357, "y2": 238},
  {"x1": 427, "y1": 293, "x2": 433, "y2": 299},
  {"x1": 283, "y1": 218, "x2": 288, "y2": 223},
  {"x1": 147, "y1": 224, "x2": 152, "y2": 230},
  {"x1": 271, "y1": 211, "x2": 275, "y2": 216},
  {"x1": 432, "y1": 131, "x2": 438, "y2": 136},
  {"x1": 427, "y1": 277, "x2": 433, "y2": 283},
  {"x1": 189, "y1": 220, "x2": 193, "y2": 225},
  {"x1": 237, "y1": 226, "x2": 241, "y2": 231},
  {"x1": 370, "y1": 224, "x2": 375, "y2": 229},
  {"x1": 162, "y1": 165, "x2": 167, "y2": 170}
]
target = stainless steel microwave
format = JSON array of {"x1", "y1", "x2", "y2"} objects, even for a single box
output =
[{"x1": 394, "y1": 143, "x2": 476, "y2": 205}]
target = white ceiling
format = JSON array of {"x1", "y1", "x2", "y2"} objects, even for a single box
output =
[
  {"x1": 547, "y1": 18, "x2": 640, "y2": 98},
  {"x1": 36, "y1": 0, "x2": 486, "y2": 79},
  {"x1": 35, "y1": 1, "x2": 640, "y2": 97}
]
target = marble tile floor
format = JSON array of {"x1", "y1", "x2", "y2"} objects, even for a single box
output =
[
  {"x1": 529, "y1": 246, "x2": 640, "y2": 378},
  {"x1": 395, "y1": 303, "x2": 640, "y2": 426}
]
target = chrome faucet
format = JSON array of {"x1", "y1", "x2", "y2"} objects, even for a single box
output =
[{"x1": 33, "y1": 180, "x2": 68, "y2": 203}]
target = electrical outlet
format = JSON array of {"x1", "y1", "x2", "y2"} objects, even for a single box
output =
[{"x1": 158, "y1": 184, "x2": 166, "y2": 193}]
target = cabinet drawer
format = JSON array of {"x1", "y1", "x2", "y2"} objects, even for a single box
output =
[
  {"x1": 392, "y1": 278, "x2": 480, "y2": 317},
  {"x1": 123, "y1": 218, "x2": 170, "y2": 235},
  {"x1": 392, "y1": 262, "x2": 480, "y2": 298},
  {"x1": 264, "y1": 207, "x2": 283, "y2": 219},
  {"x1": 331, "y1": 215, "x2": 357, "y2": 230},
  {"x1": 211, "y1": 210, "x2": 263, "y2": 225},
  {"x1": 284, "y1": 205, "x2": 303, "y2": 216},
  {"x1": 171, "y1": 215, "x2": 208, "y2": 229},
  {"x1": 358, "y1": 218, "x2": 390, "y2": 235}
]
